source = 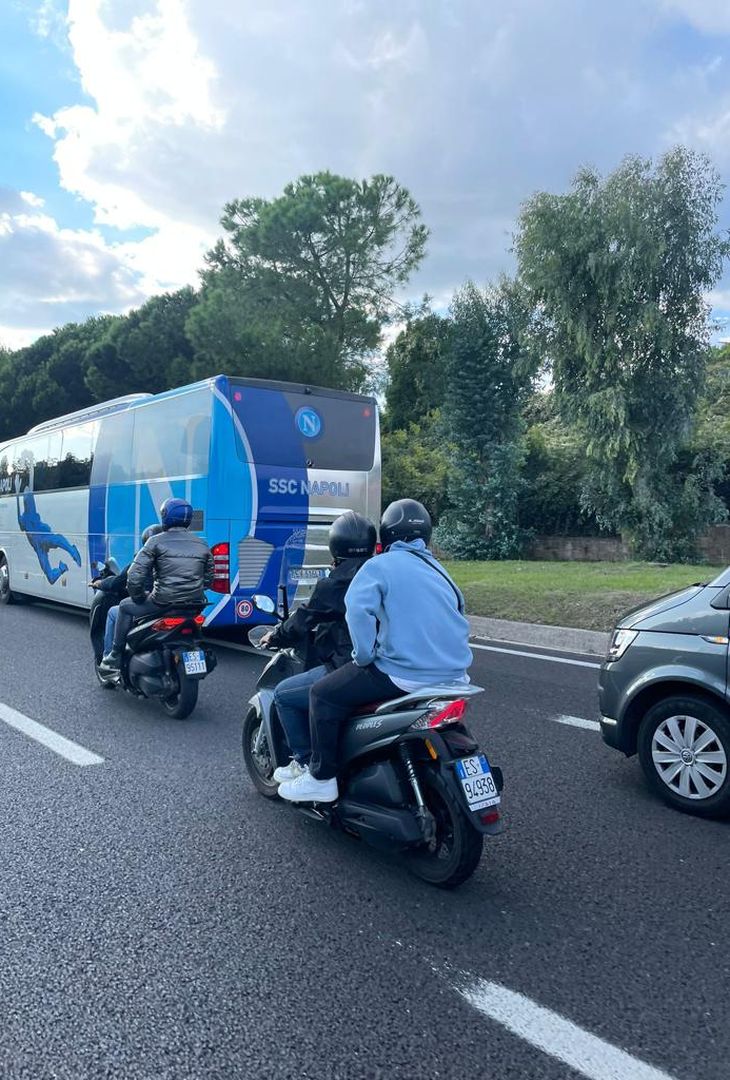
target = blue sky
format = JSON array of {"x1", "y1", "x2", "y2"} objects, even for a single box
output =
[{"x1": 2, "y1": 0, "x2": 730, "y2": 348}]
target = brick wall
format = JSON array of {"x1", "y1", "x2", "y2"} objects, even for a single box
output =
[
  {"x1": 528, "y1": 527, "x2": 730, "y2": 564},
  {"x1": 528, "y1": 535, "x2": 629, "y2": 561},
  {"x1": 698, "y1": 525, "x2": 730, "y2": 565}
]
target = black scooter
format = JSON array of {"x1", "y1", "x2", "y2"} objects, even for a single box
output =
[
  {"x1": 242, "y1": 595, "x2": 504, "y2": 888},
  {"x1": 90, "y1": 558, "x2": 217, "y2": 719}
]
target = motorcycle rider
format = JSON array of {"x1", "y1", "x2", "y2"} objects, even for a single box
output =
[
  {"x1": 278, "y1": 499, "x2": 472, "y2": 803},
  {"x1": 92, "y1": 525, "x2": 163, "y2": 658},
  {"x1": 99, "y1": 499, "x2": 214, "y2": 676},
  {"x1": 261, "y1": 511, "x2": 377, "y2": 784}
]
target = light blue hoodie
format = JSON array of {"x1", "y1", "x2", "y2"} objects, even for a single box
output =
[{"x1": 345, "y1": 539, "x2": 472, "y2": 685}]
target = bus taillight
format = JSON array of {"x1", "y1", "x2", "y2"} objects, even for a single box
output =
[{"x1": 211, "y1": 542, "x2": 230, "y2": 594}]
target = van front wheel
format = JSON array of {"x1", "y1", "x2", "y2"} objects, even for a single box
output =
[{"x1": 638, "y1": 695, "x2": 730, "y2": 818}]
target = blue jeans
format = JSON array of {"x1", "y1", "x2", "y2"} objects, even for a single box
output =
[
  {"x1": 104, "y1": 606, "x2": 119, "y2": 654},
  {"x1": 273, "y1": 664, "x2": 328, "y2": 764}
]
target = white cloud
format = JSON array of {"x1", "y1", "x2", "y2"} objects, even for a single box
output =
[
  {"x1": 0, "y1": 188, "x2": 146, "y2": 331},
  {"x1": 660, "y1": 1, "x2": 730, "y2": 34},
  {"x1": 33, "y1": 0, "x2": 223, "y2": 291},
  {"x1": 14, "y1": 0, "x2": 730, "y2": 346},
  {"x1": 19, "y1": 191, "x2": 45, "y2": 209}
]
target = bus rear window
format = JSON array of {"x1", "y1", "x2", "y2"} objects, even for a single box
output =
[{"x1": 229, "y1": 384, "x2": 376, "y2": 471}]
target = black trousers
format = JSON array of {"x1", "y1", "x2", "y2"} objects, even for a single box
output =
[
  {"x1": 309, "y1": 662, "x2": 401, "y2": 780},
  {"x1": 112, "y1": 597, "x2": 164, "y2": 650}
]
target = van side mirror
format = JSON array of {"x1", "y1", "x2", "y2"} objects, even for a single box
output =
[{"x1": 710, "y1": 585, "x2": 730, "y2": 610}]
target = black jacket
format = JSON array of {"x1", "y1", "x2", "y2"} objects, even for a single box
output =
[
  {"x1": 127, "y1": 528, "x2": 215, "y2": 607},
  {"x1": 268, "y1": 557, "x2": 368, "y2": 671}
]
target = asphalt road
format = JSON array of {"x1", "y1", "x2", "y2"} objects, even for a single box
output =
[{"x1": 1, "y1": 601, "x2": 728, "y2": 1080}]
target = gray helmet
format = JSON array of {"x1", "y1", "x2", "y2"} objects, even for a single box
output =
[{"x1": 141, "y1": 524, "x2": 163, "y2": 545}]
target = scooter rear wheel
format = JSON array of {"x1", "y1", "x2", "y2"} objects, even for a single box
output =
[
  {"x1": 242, "y1": 707, "x2": 279, "y2": 798},
  {"x1": 162, "y1": 670, "x2": 199, "y2": 719},
  {"x1": 406, "y1": 770, "x2": 483, "y2": 888}
]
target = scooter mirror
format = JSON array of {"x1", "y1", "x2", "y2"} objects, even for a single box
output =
[{"x1": 252, "y1": 594, "x2": 276, "y2": 615}]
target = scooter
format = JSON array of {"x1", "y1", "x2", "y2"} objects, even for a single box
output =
[
  {"x1": 90, "y1": 558, "x2": 217, "y2": 719},
  {"x1": 242, "y1": 595, "x2": 504, "y2": 888}
]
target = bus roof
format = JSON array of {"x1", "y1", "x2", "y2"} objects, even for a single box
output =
[{"x1": 18, "y1": 373, "x2": 375, "y2": 439}]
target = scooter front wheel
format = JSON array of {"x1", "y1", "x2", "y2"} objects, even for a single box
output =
[
  {"x1": 242, "y1": 707, "x2": 279, "y2": 798},
  {"x1": 162, "y1": 669, "x2": 199, "y2": 719}
]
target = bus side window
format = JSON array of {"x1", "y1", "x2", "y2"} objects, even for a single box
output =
[
  {"x1": 59, "y1": 424, "x2": 95, "y2": 489},
  {"x1": 34, "y1": 433, "x2": 62, "y2": 491},
  {"x1": 93, "y1": 411, "x2": 134, "y2": 486},
  {"x1": 132, "y1": 391, "x2": 210, "y2": 481}
]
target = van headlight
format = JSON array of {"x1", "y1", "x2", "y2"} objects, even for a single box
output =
[{"x1": 607, "y1": 628, "x2": 638, "y2": 661}]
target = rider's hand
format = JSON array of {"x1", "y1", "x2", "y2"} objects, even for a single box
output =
[{"x1": 259, "y1": 631, "x2": 275, "y2": 648}]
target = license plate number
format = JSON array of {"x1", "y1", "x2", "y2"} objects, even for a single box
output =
[
  {"x1": 455, "y1": 754, "x2": 500, "y2": 811},
  {"x1": 183, "y1": 650, "x2": 206, "y2": 675},
  {"x1": 288, "y1": 567, "x2": 329, "y2": 583}
]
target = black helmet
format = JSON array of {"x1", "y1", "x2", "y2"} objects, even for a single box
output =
[
  {"x1": 141, "y1": 524, "x2": 163, "y2": 545},
  {"x1": 328, "y1": 511, "x2": 377, "y2": 562},
  {"x1": 160, "y1": 498, "x2": 193, "y2": 530},
  {"x1": 380, "y1": 499, "x2": 432, "y2": 549}
]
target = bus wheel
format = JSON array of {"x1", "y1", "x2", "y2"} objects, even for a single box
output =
[
  {"x1": 0, "y1": 556, "x2": 14, "y2": 605},
  {"x1": 162, "y1": 670, "x2": 199, "y2": 720}
]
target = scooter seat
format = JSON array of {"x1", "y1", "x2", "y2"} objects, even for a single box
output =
[{"x1": 351, "y1": 701, "x2": 388, "y2": 717}]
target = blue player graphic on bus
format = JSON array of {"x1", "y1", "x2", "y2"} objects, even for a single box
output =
[{"x1": 15, "y1": 476, "x2": 81, "y2": 585}]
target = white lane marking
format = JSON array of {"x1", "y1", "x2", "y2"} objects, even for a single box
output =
[
  {"x1": 553, "y1": 714, "x2": 601, "y2": 732},
  {"x1": 459, "y1": 979, "x2": 677, "y2": 1080},
  {"x1": 0, "y1": 702, "x2": 105, "y2": 767},
  {"x1": 472, "y1": 643, "x2": 601, "y2": 669}
]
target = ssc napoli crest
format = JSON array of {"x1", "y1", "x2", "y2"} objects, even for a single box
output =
[{"x1": 295, "y1": 407, "x2": 322, "y2": 438}]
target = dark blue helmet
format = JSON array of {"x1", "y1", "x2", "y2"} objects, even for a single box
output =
[{"x1": 160, "y1": 498, "x2": 193, "y2": 530}]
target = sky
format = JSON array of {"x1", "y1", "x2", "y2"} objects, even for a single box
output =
[{"x1": 2, "y1": 0, "x2": 730, "y2": 349}]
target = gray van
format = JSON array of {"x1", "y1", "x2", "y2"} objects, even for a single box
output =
[{"x1": 599, "y1": 569, "x2": 730, "y2": 818}]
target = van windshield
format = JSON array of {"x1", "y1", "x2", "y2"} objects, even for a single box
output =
[{"x1": 228, "y1": 382, "x2": 376, "y2": 471}]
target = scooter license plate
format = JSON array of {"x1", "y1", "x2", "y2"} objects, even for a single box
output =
[
  {"x1": 455, "y1": 754, "x2": 500, "y2": 811},
  {"x1": 182, "y1": 650, "x2": 206, "y2": 675}
]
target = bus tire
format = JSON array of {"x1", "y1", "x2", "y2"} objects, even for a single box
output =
[
  {"x1": 162, "y1": 671, "x2": 199, "y2": 720},
  {"x1": 0, "y1": 555, "x2": 17, "y2": 605}
]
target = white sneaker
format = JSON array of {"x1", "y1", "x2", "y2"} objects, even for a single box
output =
[
  {"x1": 273, "y1": 759, "x2": 306, "y2": 784},
  {"x1": 278, "y1": 766, "x2": 338, "y2": 803}
]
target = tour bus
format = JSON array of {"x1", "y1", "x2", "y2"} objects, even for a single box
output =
[{"x1": 0, "y1": 374, "x2": 381, "y2": 629}]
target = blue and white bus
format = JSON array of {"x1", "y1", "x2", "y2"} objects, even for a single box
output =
[{"x1": 0, "y1": 374, "x2": 381, "y2": 628}]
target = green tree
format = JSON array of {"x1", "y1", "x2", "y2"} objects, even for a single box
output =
[
  {"x1": 381, "y1": 410, "x2": 451, "y2": 521},
  {"x1": 197, "y1": 171, "x2": 428, "y2": 389},
  {"x1": 383, "y1": 312, "x2": 451, "y2": 431},
  {"x1": 435, "y1": 279, "x2": 538, "y2": 559},
  {"x1": 516, "y1": 147, "x2": 729, "y2": 560},
  {"x1": 695, "y1": 343, "x2": 730, "y2": 456},
  {"x1": 520, "y1": 394, "x2": 599, "y2": 535},
  {"x1": 0, "y1": 318, "x2": 117, "y2": 437},
  {"x1": 84, "y1": 288, "x2": 198, "y2": 400},
  {"x1": 186, "y1": 269, "x2": 352, "y2": 388}
]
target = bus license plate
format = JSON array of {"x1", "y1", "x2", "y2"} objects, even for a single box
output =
[
  {"x1": 183, "y1": 650, "x2": 206, "y2": 675},
  {"x1": 454, "y1": 755, "x2": 500, "y2": 811},
  {"x1": 288, "y1": 567, "x2": 329, "y2": 583}
]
